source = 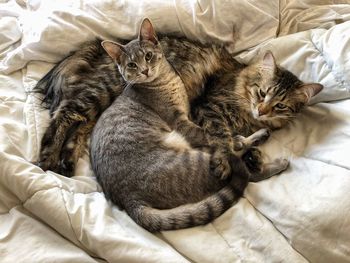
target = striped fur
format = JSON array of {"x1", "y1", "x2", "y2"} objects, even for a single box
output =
[
  {"x1": 34, "y1": 36, "x2": 232, "y2": 177},
  {"x1": 91, "y1": 91, "x2": 249, "y2": 232},
  {"x1": 91, "y1": 94, "x2": 248, "y2": 232},
  {"x1": 192, "y1": 51, "x2": 323, "y2": 175},
  {"x1": 91, "y1": 19, "x2": 251, "y2": 232},
  {"x1": 127, "y1": 186, "x2": 237, "y2": 232}
]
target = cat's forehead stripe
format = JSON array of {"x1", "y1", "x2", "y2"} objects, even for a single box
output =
[
  {"x1": 277, "y1": 68, "x2": 301, "y2": 90},
  {"x1": 265, "y1": 94, "x2": 273, "y2": 102},
  {"x1": 280, "y1": 93, "x2": 287, "y2": 101},
  {"x1": 277, "y1": 88, "x2": 286, "y2": 97}
]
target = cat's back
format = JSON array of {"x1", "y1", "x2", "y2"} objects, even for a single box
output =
[
  {"x1": 91, "y1": 92, "x2": 169, "y2": 160},
  {"x1": 90, "y1": 91, "x2": 176, "y2": 206}
]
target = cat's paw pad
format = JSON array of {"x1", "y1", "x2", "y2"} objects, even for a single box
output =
[{"x1": 210, "y1": 151, "x2": 231, "y2": 180}]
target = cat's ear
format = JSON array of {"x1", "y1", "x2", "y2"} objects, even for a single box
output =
[
  {"x1": 261, "y1": 51, "x2": 276, "y2": 72},
  {"x1": 300, "y1": 83, "x2": 323, "y2": 103},
  {"x1": 139, "y1": 18, "x2": 158, "y2": 45},
  {"x1": 101, "y1": 41, "x2": 125, "y2": 63}
]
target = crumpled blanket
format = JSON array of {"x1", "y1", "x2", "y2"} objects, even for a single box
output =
[{"x1": 1, "y1": 0, "x2": 350, "y2": 262}]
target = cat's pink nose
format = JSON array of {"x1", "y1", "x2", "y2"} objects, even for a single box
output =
[
  {"x1": 142, "y1": 69, "x2": 149, "y2": 76},
  {"x1": 258, "y1": 105, "x2": 269, "y2": 116}
]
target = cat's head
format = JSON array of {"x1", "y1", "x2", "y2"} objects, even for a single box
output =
[
  {"x1": 102, "y1": 18, "x2": 163, "y2": 83},
  {"x1": 245, "y1": 51, "x2": 323, "y2": 128}
]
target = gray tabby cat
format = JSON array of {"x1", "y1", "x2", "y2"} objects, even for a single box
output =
[{"x1": 90, "y1": 19, "x2": 286, "y2": 232}]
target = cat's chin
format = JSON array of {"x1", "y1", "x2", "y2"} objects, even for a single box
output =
[
  {"x1": 144, "y1": 75, "x2": 157, "y2": 83},
  {"x1": 127, "y1": 75, "x2": 156, "y2": 84},
  {"x1": 138, "y1": 74, "x2": 157, "y2": 84}
]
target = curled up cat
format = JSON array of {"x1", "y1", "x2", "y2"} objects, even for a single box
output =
[{"x1": 90, "y1": 19, "x2": 289, "y2": 232}]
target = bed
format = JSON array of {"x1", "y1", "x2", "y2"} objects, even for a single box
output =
[{"x1": 1, "y1": 0, "x2": 350, "y2": 262}]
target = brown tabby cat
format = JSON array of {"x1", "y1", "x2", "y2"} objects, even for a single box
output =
[
  {"x1": 35, "y1": 30, "x2": 237, "y2": 177},
  {"x1": 191, "y1": 51, "x2": 323, "y2": 176},
  {"x1": 90, "y1": 19, "x2": 287, "y2": 232}
]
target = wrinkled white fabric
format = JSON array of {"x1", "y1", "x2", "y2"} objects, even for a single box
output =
[{"x1": 1, "y1": 0, "x2": 350, "y2": 262}]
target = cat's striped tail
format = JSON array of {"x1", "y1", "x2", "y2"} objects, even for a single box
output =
[{"x1": 126, "y1": 185, "x2": 241, "y2": 232}]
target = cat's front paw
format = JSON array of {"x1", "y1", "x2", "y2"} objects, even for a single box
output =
[
  {"x1": 250, "y1": 128, "x2": 270, "y2": 146},
  {"x1": 210, "y1": 149, "x2": 232, "y2": 180}
]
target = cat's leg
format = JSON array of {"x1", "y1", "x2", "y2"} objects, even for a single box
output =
[
  {"x1": 232, "y1": 128, "x2": 270, "y2": 157},
  {"x1": 234, "y1": 129, "x2": 289, "y2": 181},
  {"x1": 242, "y1": 147, "x2": 289, "y2": 182},
  {"x1": 189, "y1": 116, "x2": 241, "y2": 181},
  {"x1": 38, "y1": 101, "x2": 87, "y2": 172},
  {"x1": 175, "y1": 117, "x2": 209, "y2": 148},
  {"x1": 209, "y1": 148, "x2": 232, "y2": 180},
  {"x1": 226, "y1": 153, "x2": 251, "y2": 196},
  {"x1": 59, "y1": 120, "x2": 96, "y2": 177},
  {"x1": 249, "y1": 157, "x2": 289, "y2": 182},
  {"x1": 175, "y1": 117, "x2": 233, "y2": 180}
]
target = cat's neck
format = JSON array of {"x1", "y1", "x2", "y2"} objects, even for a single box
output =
[
  {"x1": 142, "y1": 59, "x2": 184, "y2": 90},
  {"x1": 125, "y1": 58, "x2": 189, "y2": 125}
]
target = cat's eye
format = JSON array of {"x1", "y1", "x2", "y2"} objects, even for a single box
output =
[
  {"x1": 127, "y1": 62, "x2": 138, "y2": 69},
  {"x1": 145, "y1": 52, "x2": 153, "y2": 61},
  {"x1": 275, "y1": 103, "x2": 287, "y2": 109},
  {"x1": 259, "y1": 90, "x2": 266, "y2": 98}
]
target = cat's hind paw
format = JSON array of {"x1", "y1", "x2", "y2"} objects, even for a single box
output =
[{"x1": 210, "y1": 150, "x2": 232, "y2": 180}]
